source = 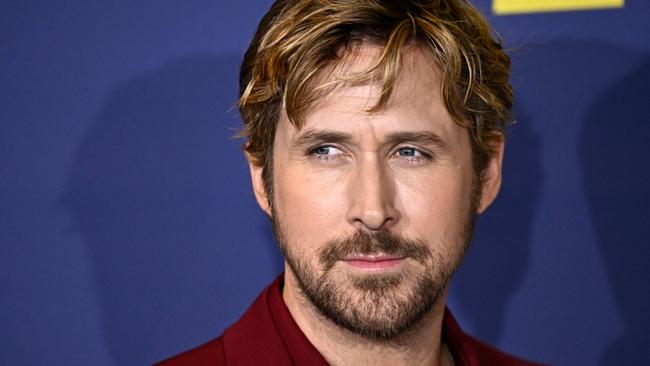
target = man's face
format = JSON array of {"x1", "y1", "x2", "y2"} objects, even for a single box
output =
[{"x1": 249, "y1": 44, "x2": 502, "y2": 340}]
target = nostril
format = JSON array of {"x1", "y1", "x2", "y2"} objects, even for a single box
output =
[{"x1": 351, "y1": 207, "x2": 398, "y2": 231}]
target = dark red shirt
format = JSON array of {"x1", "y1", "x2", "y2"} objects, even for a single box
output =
[{"x1": 157, "y1": 275, "x2": 542, "y2": 365}]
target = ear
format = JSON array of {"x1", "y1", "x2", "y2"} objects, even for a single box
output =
[
  {"x1": 246, "y1": 153, "x2": 273, "y2": 217},
  {"x1": 476, "y1": 135, "x2": 505, "y2": 214}
]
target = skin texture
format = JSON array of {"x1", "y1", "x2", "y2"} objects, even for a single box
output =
[{"x1": 248, "y1": 44, "x2": 504, "y2": 366}]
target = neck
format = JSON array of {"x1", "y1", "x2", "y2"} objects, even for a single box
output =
[{"x1": 282, "y1": 268, "x2": 452, "y2": 366}]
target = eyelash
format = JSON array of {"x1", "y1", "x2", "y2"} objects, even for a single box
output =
[
  {"x1": 307, "y1": 145, "x2": 432, "y2": 163},
  {"x1": 393, "y1": 147, "x2": 432, "y2": 163},
  {"x1": 307, "y1": 145, "x2": 343, "y2": 161}
]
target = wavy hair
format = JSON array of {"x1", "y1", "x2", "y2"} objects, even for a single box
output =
[{"x1": 238, "y1": 0, "x2": 512, "y2": 194}]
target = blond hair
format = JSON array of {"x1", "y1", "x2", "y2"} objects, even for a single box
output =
[{"x1": 239, "y1": 0, "x2": 512, "y2": 185}]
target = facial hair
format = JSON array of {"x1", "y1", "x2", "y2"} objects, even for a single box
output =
[{"x1": 272, "y1": 219, "x2": 476, "y2": 341}]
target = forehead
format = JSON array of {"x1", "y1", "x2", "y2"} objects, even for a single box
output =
[{"x1": 279, "y1": 43, "x2": 457, "y2": 138}]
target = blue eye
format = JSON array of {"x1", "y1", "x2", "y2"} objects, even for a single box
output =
[
  {"x1": 308, "y1": 145, "x2": 344, "y2": 161},
  {"x1": 394, "y1": 146, "x2": 432, "y2": 163},
  {"x1": 313, "y1": 146, "x2": 333, "y2": 155},
  {"x1": 398, "y1": 147, "x2": 418, "y2": 157}
]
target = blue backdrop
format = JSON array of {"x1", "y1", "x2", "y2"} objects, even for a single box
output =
[{"x1": 2, "y1": 1, "x2": 648, "y2": 365}]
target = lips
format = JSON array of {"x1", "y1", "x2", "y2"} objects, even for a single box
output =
[{"x1": 342, "y1": 254, "x2": 406, "y2": 270}]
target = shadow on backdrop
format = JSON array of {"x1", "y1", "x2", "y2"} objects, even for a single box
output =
[
  {"x1": 580, "y1": 56, "x2": 650, "y2": 366},
  {"x1": 451, "y1": 40, "x2": 643, "y2": 355},
  {"x1": 60, "y1": 55, "x2": 283, "y2": 365},
  {"x1": 451, "y1": 105, "x2": 542, "y2": 343}
]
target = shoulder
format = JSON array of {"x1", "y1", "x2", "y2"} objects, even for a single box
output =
[
  {"x1": 154, "y1": 336, "x2": 226, "y2": 366},
  {"x1": 153, "y1": 275, "x2": 285, "y2": 366}
]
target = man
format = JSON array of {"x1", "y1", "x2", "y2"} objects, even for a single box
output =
[{"x1": 160, "y1": 0, "x2": 541, "y2": 365}]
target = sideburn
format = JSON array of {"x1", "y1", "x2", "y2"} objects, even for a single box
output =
[{"x1": 261, "y1": 141, "x2": 275, "y2": 213}]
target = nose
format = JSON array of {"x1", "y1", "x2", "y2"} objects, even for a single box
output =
[{"x1": 346, "y1": 155, "x2": 400, "y2": 231}]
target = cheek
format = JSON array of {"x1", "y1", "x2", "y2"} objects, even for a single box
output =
[
  {"x1": 273, "y1": 163, "x2": 348, "y2": 246},
  {"x1": 395, "y1": 166, "x2": 473, "y2": 241}
]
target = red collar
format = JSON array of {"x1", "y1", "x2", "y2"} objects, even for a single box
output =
[{"x1": 223, "y1": 274, "x2": 328, "y2": 365}]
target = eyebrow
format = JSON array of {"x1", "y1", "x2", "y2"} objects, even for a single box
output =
[
  {"x1": 384, "y1": 131, "x2": 448, "y2": 150},
  {"x1": 291, "y1": 129, "x2": 353, "y2": 149},
  {"x1": 292, "y1": 128, "x2": 447, "y2": 150}
]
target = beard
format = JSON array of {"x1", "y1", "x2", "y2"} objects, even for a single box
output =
[{"x1": 272, "y1": 215, "x2": 476, "y2": 341}]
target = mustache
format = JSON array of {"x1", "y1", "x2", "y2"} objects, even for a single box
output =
[{"x1": 318, "y1": 230, "x2": 432, "y2": 270}]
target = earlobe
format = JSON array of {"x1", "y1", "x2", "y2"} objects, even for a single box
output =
[
  {"x1": 247, "y1": 155, "x2": 273, "y2": 217},
  {"x1": 476, "y1": 136, "x2": 505, "y2": 214}
]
